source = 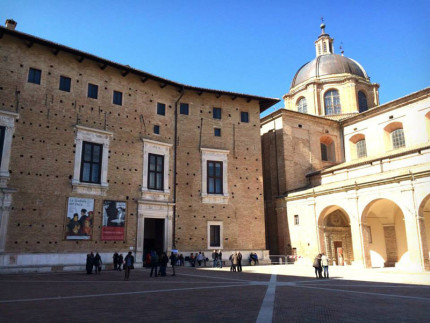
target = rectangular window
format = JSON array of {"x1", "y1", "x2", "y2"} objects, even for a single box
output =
[
  {"x1": 213, "y1": 107, "x2": 222, "y2": 119},
  {"x1": 148, "y1": 153, "x2": 164, "y2": 190},
  {"x1": 0, "y1": 126, "x2": 5, "y2": 168},
  {"x1": 59, "y1": 76, "x2": 71, "y2": 92},
  {"x1": 80, "y1": 142, "x2": 103, "y2": 184},
  {"x1": 294, "y1": 215, "x2": 299, "y2": 225},
  {"x1": 214, "y1": 128, "x2": 221, "y2": 137},
  {"x1": 28, "y1": 68, "x2": 41, "y2": 84},
  {"x1": 321, "y1": 143, "x2": 328, "y2": 161},
  {"x1": 88, "y1": 83, "x2": 98, "y2": 99},
  {"x1": 210, "y1": 225, "x2": 221, "y2": 247},
  {"x1": 392, "y1": 129, "x2": 406, "y2": 149},
  {"x1": 154, "y1": 125, "x2": 160, "y2": 135},
  {"x1": 207, "y1": 161, "x2": 223, "y2": 194},
  {"x1": 356, "y1": 140, "x2": 367, "y2": 158},
  {"x1": 157, "y1": 102, "x2": 166, "y2": 116},
  {"x1": 180, "y1": 103, "x2": 189, "y2": 115},
  {"x1": 113, "y1": 91, "x2": 122, "y2": 105},
  {"x1": 240, "y1": 111, "x2": 249, "y2": 123}
]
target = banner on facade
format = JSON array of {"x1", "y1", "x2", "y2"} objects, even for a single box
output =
[
  {"x1": 65, "y1": 197, "x2": 94, "y2": 240},
  {"x1": 102, "y1": 200, "x2": 126, "y2": 240}
]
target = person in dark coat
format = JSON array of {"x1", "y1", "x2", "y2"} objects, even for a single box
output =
[
  {"x1": 93, "y1": 252, "x2": 102, "y2": 274},
  {"x1": 118, "y1": 254, "x2": 124, "y2": 271},
  {"x1": 123, "y1": 251, "x2": 134, "y2": 281},
  {"x1": 86, "y1": 253, "x2": 93, "y2": 274},
  {"x1": 237, "y1": 251, "x2": 242, "y2": 272},
  {"x1": 159, "y1": 252, "x2": 169, "y2": 276},
  {"x1": 313, "y1": 253, "x2": 323, "y2": 279},
  {"x1": 113, "y1": 252, "x2": 119, "y2": 271},
  {"x1": 170, "y1": 252, "x2": 177, "y2": 276},
  {"x1": 150, "y1": 250, "x2": 159, "y2": 277}
]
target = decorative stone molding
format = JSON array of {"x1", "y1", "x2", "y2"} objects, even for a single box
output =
[
  {"x1": 141, "y1": 138, "x2": 172, "y2": 200},
  {"x1": 0, "y1": 111, "x2": 19, "y2": 188},
  {"x1": 72, "y1": 125, "x2": 113, "y2": 196},
  {"x1": 200, "y1": 147, "x2": 229, "y2": 204},
  {"x1": 207, "y1": 220, "x2": 223, "y2": 250}
]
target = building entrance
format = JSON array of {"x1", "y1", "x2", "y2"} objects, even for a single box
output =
[{"x1": 144, "y1": 218, "x2": 165, "y2": 255}]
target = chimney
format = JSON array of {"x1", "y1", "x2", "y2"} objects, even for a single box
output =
[{"x1": 5, "y1": 19, "x2": 17, "y2": 30}]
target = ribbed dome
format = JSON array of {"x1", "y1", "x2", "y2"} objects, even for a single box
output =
[{"x1": 291, "y1": 54, "x2": 368, "y2": 89}]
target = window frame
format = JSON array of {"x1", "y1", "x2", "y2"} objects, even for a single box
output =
[
  {"x1": 214, "y1": 128, "x2": 221, "y2": 137},
  {"x1": 28, "y1": 67, "x2": 41, "y2": 85},
  {"x1": 87, "y1": 83, "x2": 98, "y2": 99},
  {"x1": 207, "y1": 160, "x2": 223, "y2": 194},
  {"x1": 240, "y1": 111, "x2": 249, "y2": 123},
  {"x1": 294, "y1": 215, "x2": 299, "y2": 226},
  {"x1": 213, "y1": 107, "x2": 222, "y2": 120},
  {"x1": 201, "y1": 147, "x2": 229, "y2": 204},
  {"x1": 320, "y1": 143, "x2": 328, "y2": 161},
  {"x1": 358, "y1": 91, "x2": 368, "y2": 113},
  {"x1": 391, "y1": 128, "x2": 406, "y2": 149},
  {"x1": 324, "y1": 89, "x2": 341, "y2": 115},
  {"x1": 153, "y1": 125, "x2": 160, "y2": 135},
  {"x1": 113, "y1": 90, "x2": 123, "y2": 106},
  {"x1": 296, "y1": 97, "x2": 307, "y2": 113},
  {"x1": 80, "y1": 141, "x2": 103, "y2": 184},
  {"x1": 180, "y1": 103, "x2": 189, "y2": 115},
  {"x1": 72, "y1": 125, "x2": 112, "y2": 196},
  {"x1": 0, "y1": 111, "x2": 18, "y2": 183},
  {"x1": 147, "y1": 153, "x2": 164, "y2": 191},
  {"x1": 356, "y1": 139, "x2": 367, "y2": 158},
  {"x1": 157, "y1": 102, "x2": 166, "y2": 116},
  {"x1": 59, "y1": 76, "x2": 71, "y2": 92},
  {"x1": 207, "y1": 221, "x2": 223, "y2": 249}
]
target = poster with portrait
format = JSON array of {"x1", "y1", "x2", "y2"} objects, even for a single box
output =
[
  {"x1": 102, "y1": 200, "x2": 126, "y2": 241},
  {"x1": 65, "y1": 197, "x2": 94, "y2": 240}
]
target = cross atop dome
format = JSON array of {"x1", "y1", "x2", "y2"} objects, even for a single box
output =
[{"x1": 314, "y1": 20, "x2": 334, "y2": 57}]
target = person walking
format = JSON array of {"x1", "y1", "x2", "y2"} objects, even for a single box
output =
[
  {"x1": 85, "y1": 253, "x2": 93, "y2": 274},
  {"x1": 113, "y1": 252, "x2": 119, "y2": 271},
  {"x1": 160, "y1": 252, "x2": 169, "y2": 276},
  {"x1": 237, "y1": 251, "x2": 242, "y2": 272},
  {"x1": 94, "y1": 252, "x2": 102, "y2": 274},
  {"x1": 313, "y1": 253, "x2": 323, "y2": 279},
  {"x1": 150, "y1": 250, "x2": 159, "y2": 277},
  {"x1": 212, "y1": 250, "x2": 218, "y2": 268},
  {"x1": 321, "y1": 253, "x2": 329, "y2": 279},
  {"x1": 218, "y1": 250, "x2": 223, "y2": 268},
  {"x1": 118, "y1": 254, "x2": 124, "y2": 271},
  {"x1": 123, "y1": 251, "x2": 134, "y2": 281},
  {"x1": 170, "y1": 252, "x2": 177, "y2": 276}
]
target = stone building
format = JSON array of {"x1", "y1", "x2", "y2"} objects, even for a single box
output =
[
  {"x1": 262, "y1": 24, "x2": 430, "y2": 271},
  {"x1": 0, "y1": 20, "x2": 279, "y2": 271}
]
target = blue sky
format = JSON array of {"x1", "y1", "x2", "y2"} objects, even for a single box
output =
[{"x1": 1, "y1": 1, "x2": 429, "y2": 116}]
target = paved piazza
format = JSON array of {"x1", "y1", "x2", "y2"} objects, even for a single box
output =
[{"x1": 0, "y1": 264, "x2": 429, "y2": 322}]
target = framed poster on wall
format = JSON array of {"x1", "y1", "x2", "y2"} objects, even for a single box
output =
[
  {"x1": 102, "y1": 200, "x2": 126, "y2": 240},
  {"x1": 65, "y1": 197, "x2": 94, "y2": 240}
]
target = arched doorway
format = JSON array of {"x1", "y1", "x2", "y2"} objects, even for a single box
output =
[
  {"x1": 419, "y1": 194, "x2": 430, "y2": 268},
  {"x1": 319, "y1": 206, "x2": 354, "y2": 266},
  {"x1": 361, "y1": 199, "x2": 408, "y2": 268}
]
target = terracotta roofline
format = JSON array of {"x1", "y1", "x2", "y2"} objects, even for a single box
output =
[{"x1": 0, "y1": 26, "x2": 280, "y2": 112}]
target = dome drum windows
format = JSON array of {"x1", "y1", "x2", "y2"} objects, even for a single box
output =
[
  {"x1": 358, "y1": 91, "x2": 368, "y2": 113},
  {"x1": 324, "y1": 90, "x2": 341, "y2": 115},
  {"x1": 296, "y1": 97, "x2": 307, "y2": 113}
]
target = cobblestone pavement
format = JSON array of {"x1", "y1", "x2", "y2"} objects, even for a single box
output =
[{"x1": 0, "y1": 264, "x2": 429, "y2": 322}]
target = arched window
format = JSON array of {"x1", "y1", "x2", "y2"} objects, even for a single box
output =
[
  {"x1": 358, "y1": 91, "x2": 368, "y2": 113},
  {"x1": 356, "y1": 139, "x2": 367, "y2": 158},
  {"x1": 320, "y1": 143, "x2": 328, "y2": 161},
  {"x1": 296, "y1": 97, "x2": 307, "y2": 113},
  {"x1": 324, "y1": 90, "x2": 341, "y2": 115},
  {"x1": 391, "y1": 128, "x2": 405, "y2": 149},
  {"x1": 349, "y1": 134, "x2": 367, "y2": 160},
  {"x1": 320, "y1": 135, "x2": 336, "y2": 162}
]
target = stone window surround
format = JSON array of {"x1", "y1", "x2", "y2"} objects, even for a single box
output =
[
  {"x1": 142, "y1": 139, "x2": 172, "y2": 199},
  {"x1": 201, "y1": 147, "x2": 229, "y2": 204},
  {"x1": 0, "y1": 110, "x2": 19, "y2": 187},
  {"x1": 207, "y1": 220, "x2": 223, "y2": 250},
  {"x1": 72, "y1": 125, "x2": 113, "y2": 196}
]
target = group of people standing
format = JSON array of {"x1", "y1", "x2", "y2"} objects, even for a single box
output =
[
  {"x1": 188, "y1": 252, "x2": 207, "y2": 267},
  {"x1": 85, "y1": 252, "x2": 102, "y2": 274},
  {"x1": 229, "y1": 251, "x2": 243, "y2": 272},
  {"x1": 148, "y1": 250, "x2": 178, "y2": 277},
  {"x1": 313, "y1": 253, "x2": 329, "y2": 279},
  {"x1": 211, "y1": 250, "x2": 223, "y2": 268}
]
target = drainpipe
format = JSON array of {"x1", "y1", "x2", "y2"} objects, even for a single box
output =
[
  {"x1": 172, "y1": 87, "x2": 185, "y2": 249},
  {"x1": 410, "y1": 170, "x2": 424, "y2": 270}
]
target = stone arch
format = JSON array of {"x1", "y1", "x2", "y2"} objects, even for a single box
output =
[
  {"x1": 318, "y1": 205, "x2": 354, "y2": 266},
  {"x1": 418, "y1": 194, "x2": 430, "y2": 269},
  {"x1": 320, "y1": 135, "x2": 336, "y2": 162},
  {"x1": 361, "y1": 198, "x2": 408, "y2": 268}
]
